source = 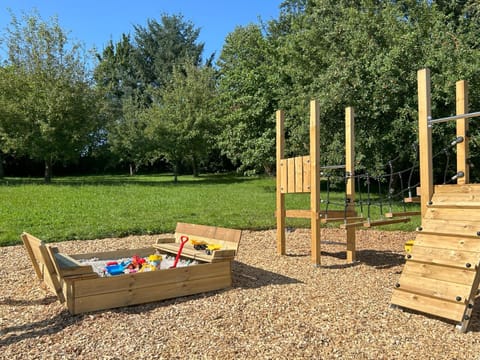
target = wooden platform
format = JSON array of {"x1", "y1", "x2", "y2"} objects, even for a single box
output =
[
  {"x1": 391, "y1": 184, "x2": 480, "y2": 332},
  {"x1": 22, "y1": 223, "x2": 242, "y2": 314}
]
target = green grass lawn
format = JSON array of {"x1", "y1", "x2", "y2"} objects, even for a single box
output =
[{"x1": 0, "y1": 173, "x2": 420, "y2": 246}]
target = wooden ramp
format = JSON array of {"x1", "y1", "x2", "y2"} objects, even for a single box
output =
[{"x1": 391, "y1": 184, "x2": 480, "y2": 332}]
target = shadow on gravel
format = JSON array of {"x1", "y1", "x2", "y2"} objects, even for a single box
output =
[
  {"x1": 0, "y1": 309, "x2": 85, "y2": 347},
  {"x1": 232, "y1": 261, "x2": 303, "y2": 288},
  {"x1": 320, "y1": 249, "x2": 405, "y2": 269}
]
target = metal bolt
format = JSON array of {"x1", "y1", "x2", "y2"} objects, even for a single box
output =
[
  {"x1": 417, "y1": 226, "x2": 423, "y2": 231},
  {"x1": 456, "y1": 296, "x2": 462, "y2": 302},
  {"x1": 395, "y1": 283, "x2": 400, "y2": 288},
  {"x1": 406, "y1": 254, "x2": 412, "y2": 259},
  {"x1": 466, "y1": 263, "x2": 472, "y2": 268}
]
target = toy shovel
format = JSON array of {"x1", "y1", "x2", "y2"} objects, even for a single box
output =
[{"x1": 170, "y1": 235, "x2": 189, "y2": 268}]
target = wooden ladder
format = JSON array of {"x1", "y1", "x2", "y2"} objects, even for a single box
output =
[{"x1": 391, "y1": 184, "x2": 480, "y2": 332}]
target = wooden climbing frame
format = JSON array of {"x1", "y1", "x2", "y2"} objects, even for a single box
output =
[{"x1": 276, "y1": 100, "x2": 357, "y2": 265}]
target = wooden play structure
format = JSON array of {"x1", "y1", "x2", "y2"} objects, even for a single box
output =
[
  {"x1": 23, "y1": 223, "x2": 241, "y2": 314},
  {"x1": 276, "y1": 100, "x2": 358, "y2": 265},
  {"x1": 391, "y1": 68, "x2": 480, "y2": 332},
  {"x1": 276, "y1": 101, "x2": 417, "y2": 265}
]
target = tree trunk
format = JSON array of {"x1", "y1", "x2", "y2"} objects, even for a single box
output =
[
  {"x1": 129, "y1": 163, "x2": 135, "y2": 176},
  {"x1": 0, "y1": 152, "x2": 4, "y2": 179},
  {"x1": 173, "y1": 161, "x2": 179, "y2": 183},
  {"x1": 192, "y1": 154, "x2": 199, "y2": 177},
  {"x1": 44, "y1": 158, "x2": 52, "y2": 183}
]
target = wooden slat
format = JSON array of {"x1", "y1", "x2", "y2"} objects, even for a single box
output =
[
  {"x1": 395, "y1": 273, "x2": 471, "y2": 303},
  {"x1": 295, "y1": 156, "x2": 304, "y2": 193},
  {"x1": 175, "y1": 223, "x2": 242, "y2": 246},
  {"x1": 420, "y1": 219, "x2": 480, "y2": 237},
  {"x1": 408, "y1": 246, "x2": 480, "y2": 269},
  {"x1": 339, "y1": 222, "x2": 364, "y2": 229},
  {"x1": 404, "y1": 197, "x2": 421, "y2": 203},
  {"x1": 391, "y1": 289, "x2": 466, "y2": 321},
  {"x1": 284, "y1": 209, "x2": 311, "y2": 218},
  {"x1": 302, "y1": 156, "x2": 311, "y2": 192},
  {"x1": 402, "y1": 261, "x2": 476, "y2": 286},
  {"x1": 414, "y1": 233, "x2": 480, "y2": 253},
  {"x1": 321, "y1": 217, "x2": 364, "y2": 224},
  {"x1": 363, "y1": 217, "x2": 410, "y2": 228},
  {"x1": 434, "y1": 184, "x2": 480, "y2": 193},
  {"x1": 424, "y1": 207, "x2": 480, "y2": 221},
  {"x1": 155, "y1": 243, "x2": 235, "y2": 262},
  {"x1": 318, "y1": 209, "x2": 357, "y2": 218},
  {"x1": 280, "y1": 159, "x2": 287, "y2": 194},
  {"x1": 50, "y1": 247, "x2": 96, "y2": 277},
  {"x1": 385, "y1": 211, "x2": 420, "y2": 218},
  {"x1": 21, "y1": 233, "x2": 65, "y2": 302},
  {"x1": 69, "y1": 247, "x2": 158, "y2": 261},
  {"x1": 287, "y1": 157, "x2": 296, "y2": 193}
]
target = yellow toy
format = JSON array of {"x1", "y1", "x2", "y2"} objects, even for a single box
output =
[{"x1": 404, "y1": 239, "x2": 414, "y2": 253}]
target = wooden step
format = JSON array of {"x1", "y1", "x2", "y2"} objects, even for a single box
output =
[
  {"x1": 406, "y1": 245, "x2": 480, "y2": 269},
  {"x1": 419, "y1": 219, "x2": 480, "y2": 238},
  {"x1": 414, "y1": 233, "x2": 480, "y2": 253},
  {"x1": 434, "y1": 184, "x2": 480, "y2": 193},
  {"x1": 402, "y1": 261, "x2": 476, "y2": 285},
  {"x1": 424, "y1": 207, "x2": 480, "y2": 221},
  {"x1": 385, "y1": 211, "x2": 420, "y2": 218},
  {"x1": 391, "y1": 288, "x2": 466, "y2": 322},
  {"x1": 363, "y1": 217, "x2": 410, "y2": 228},
  {"x1": 394, "y1": 273, "x2": 471, "y2": 303}
]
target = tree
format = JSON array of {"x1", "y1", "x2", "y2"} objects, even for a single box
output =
[
  {"x1": 216, "y1": 24, "x2": 278, "y2": 175},
  {"x1": 145, "y1": 62, "x2": 218, "y2": 181},
  {"x1": 2, "y1": 10, "x2": 100, "y2": 182}
]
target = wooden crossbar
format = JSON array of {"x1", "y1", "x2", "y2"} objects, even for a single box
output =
[
  {"x1": 363, "y1": 217, "x2": 410, "y2": 228},
  {"x1": 404, "y1": 197, "x2": 421, "y2": 203},
  {"x1": 321, "y1": 217, "x2": 364, "y2": 224},
  {"x1": 385, "y1": 211, "x2": 421, "y2": 218}
]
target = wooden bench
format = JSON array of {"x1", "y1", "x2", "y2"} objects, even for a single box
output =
[{"x1": 154, "y1": 222, "x2": 242, "y2": 263}]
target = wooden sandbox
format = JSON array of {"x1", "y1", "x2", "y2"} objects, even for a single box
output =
[{"x1": 22, "y1": 223, "x2": 242, "y2": 314}]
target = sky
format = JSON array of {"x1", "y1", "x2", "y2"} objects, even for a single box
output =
[{"x1": 0, "y1": 0, "x2": 283, "y2": 63}]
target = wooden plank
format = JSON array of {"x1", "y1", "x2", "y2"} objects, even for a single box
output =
[
  {"x1": 420, "y1": 219, "x2": 480, "y2": 237},
  {"x1": 302, "y1": 156, "x2": 311, "y2": 192},
  {"x1": 418, "y1": 68, "x2": 433, "y2": 219},
  {"x1": 321, "y1": 217, "x2": 364, "y2": 224},
  {"x1": 49, "y1": 247, "x2": 96, "y2": 277},
  {"x1": 424, "y1": 207, "x2": 480, "y2": 222},
  {"x1": 69, "y1": 247, "x2": 158, "y2": 261},
  {"x1": 174, "y1": 223, "x2": 241, "y2": 254},
  {"x1": 395, "y1": 273, "x2": 471, "y2": 303},
  {"x1": 408, "y1": 245, "x2": 480, "y2": 269},
  {"x1": 402, "y1": 261, "x2": 476, "y2": 286},
  {"x1": 280, "y1": 159, "x2": 288, "y2": 194},
  {"x1": 21, "y1": 233, "x2": 65, "y2": 302},
  {"x1": 276, "y1": 109, "x2": 286, "y2": 255},
  {"x1": 391, "y1": 289, "x2": 466, "y2": 321},
  {"x1": 456, "y1": 79, "x2": 469, "y2": 185},
  {"x1": 310, "y1": 99, "x2": 321, "y2": 266},
  {"x1": 284, "y1": 209, "x2": 311, "y2": 218},
  {"x1": 404, "y1": 197, "x2": 421, "y2": 203},
  {"x1": 73, "y1": 261, "x2": 230, "y2": 297},
  {"x1": 434, "y1": 184, "x2": 480, "y2": 193},
  {"x1": 363, "y1": 217, "x2": 410, "y2": 228},
  {"x1": 287, "y1": 157, "x2": 296, "y2": 193},
  {"x1": 295, "y1": 156, "x2": 304, "y2": 193},
  {"x1": 345, "y1": 106, "x2": 356, "y2": 263},
  {"x1": 339, "y1": 222, "x2": 364, "y2": 229},
  {"x1": 415, "y1": 233, "x2": 480, "y2": 253},
  {"x1": 385, "y1": 211, "x2": 420, "y2": 218},
  {"x1": 72, "y1": 273, "x2": 232, "y2": 314},
  {"x1": 155, "y1": 243, "x2": 235, "y2": 262}
]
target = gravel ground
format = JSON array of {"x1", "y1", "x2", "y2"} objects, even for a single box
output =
[{"x1": 1, "y1": 228, "x2": 480, "y2": 359}]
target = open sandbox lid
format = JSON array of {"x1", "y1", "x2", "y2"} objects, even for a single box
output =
[{"x1": 154, "y1": 222, "x2": 242, "y2": 263}]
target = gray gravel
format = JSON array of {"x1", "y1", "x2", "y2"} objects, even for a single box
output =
[{"x1": 1, "y1": 228, "x2": 480, "y2": 359}]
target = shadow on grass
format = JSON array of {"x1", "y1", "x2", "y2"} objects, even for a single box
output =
[{"x1": 0, "y1": 173, "x2": 263, "y2": 187}]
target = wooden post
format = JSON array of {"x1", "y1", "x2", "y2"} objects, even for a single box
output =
[
  {"x1": 276, "y1": 110, "x2": 286, "y2": 255},
  {"x1": 310, "y1": 100, "x2": 321, "y2": 266},
  {"x1": 456, "y1": 80, "x2": 469, "y2": 185},
  {"x1": 418, "y1": 68, "x2": 433, "y2": 218},
  {"x1": 345, "y1": 107, "x2": 356, "y2": 262}
]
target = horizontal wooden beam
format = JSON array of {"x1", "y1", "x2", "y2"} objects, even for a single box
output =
[
  {"x1": 385, "y1": 211, "x2": 421, "y2": 218},
  {"x1": 363, "y1": 217, "x2": 410, "y2": 228}
]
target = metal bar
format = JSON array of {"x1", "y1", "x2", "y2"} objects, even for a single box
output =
[
  {"x1": 320, "y1": 164, "x2": 345, "y2": 170},
  {"x1": 428, "y1": 111, "x2": 480, "y2": 125}
]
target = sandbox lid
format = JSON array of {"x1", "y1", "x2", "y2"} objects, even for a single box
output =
[{"x1": 154, "y1": 222, "x2": 242, "y2": 263}]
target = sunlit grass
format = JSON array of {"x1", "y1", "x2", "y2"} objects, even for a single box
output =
[{"x1": 0, "y1": 173, "x2": 419, "y2": 246}]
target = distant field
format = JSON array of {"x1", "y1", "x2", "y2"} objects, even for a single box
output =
[{"x1": 0, "y1": 174, "x2": 420, "y2": 246}]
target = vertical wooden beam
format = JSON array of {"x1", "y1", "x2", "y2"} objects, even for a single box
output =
[
  {"x1": 310, "y1": 100, "x2": 321, "y2": 266},
  {"x1": 276, "y1": 110, "x2": 286, "y2": 255},
  {"x1": 345, "y1": 107, "x2": 356, "y2": 262},
  {"x1": 456, "y1": 80, "x2": 469, "y2": 185},
  {"x1": 418, "y1": 68, "x2": 433, "y2": 218}
]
